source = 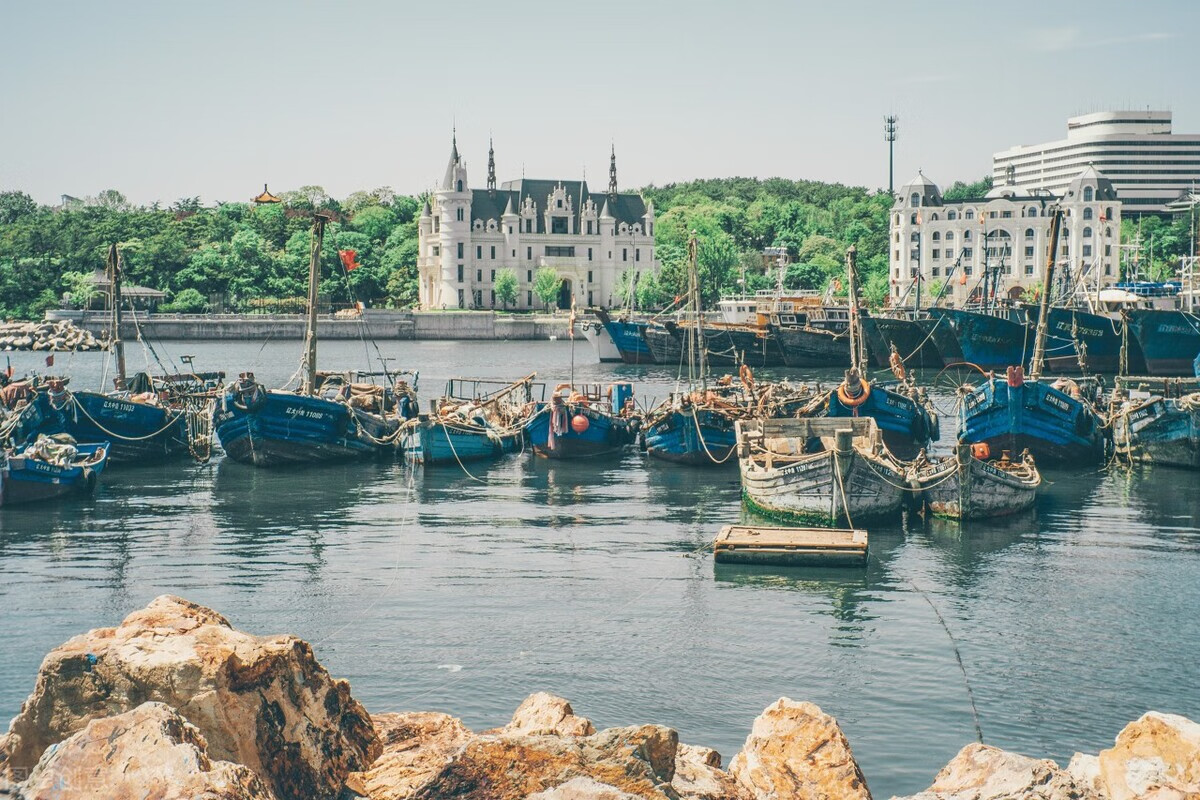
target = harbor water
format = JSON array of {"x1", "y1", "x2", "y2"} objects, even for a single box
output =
[{"x1": 0, "y1": 339, "x2": 1197, "y2": 797}]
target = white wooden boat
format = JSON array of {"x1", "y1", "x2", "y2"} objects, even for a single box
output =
[
  {"x1": 911, "y1": 444, "x2": 1041, "y2": 520},
  {"x1": 735, "y1": 416, "x2": 907, "y2": 526}
]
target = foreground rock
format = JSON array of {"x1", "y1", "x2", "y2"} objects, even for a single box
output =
[
  {"x1": 0, "y1": 595, "x2": 378, "y2": 800},
  {"x1": 19, "y1": 702, "x2": 273, "y2": 800},
  {"x1": 891, "y1": 743, "x2": 1099, "y2": 800},
  {"x1": 729, "y1": 698, "x2": 872, "y2": 800},
  {"x1": 0, "y1": 321, "x2": 104, "y2": 352},
  {"x1": 1097, "y1": 712, "x2": 1200, "y2": 800}
]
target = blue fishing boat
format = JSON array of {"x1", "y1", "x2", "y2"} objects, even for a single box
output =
[
  {"x1": 592, "y1": 309, "x2": 656, "y2": 364},
  {"x1": 959, "y1": 372, "x2": 1105, "y2": 462},
  {"x1": 1127, "y1": 309, "x2": 1200, "y2": 376},
  {"x1": 1024, "y1": 305, "x2": 1139, "y2": 374},
  {"x1": 1195, "y1": 351, "x2": 1200, "y2": 377},
  {"x1": 861, "y1": 314, "x2": 944, "y2": 368},
  {"x1": 26, "y1": 383, "x2": 188, "y2": 463},
  {"x1": 402, "y1": 375, "x2": 539, "y2": 466},
  {"x1": 644, "y1": 400, "x2": 739, "y2": 465},
  {"x1": 957, "y1": 207, "x2": 1106, "y2": 463},
  {"x1": 215, "y1": 215, "x2": 413, "y2": 467},
  {"x1": 800, "y1": 246, "x2": 938, "y2": 460},
  {"x1": 935, "y1": 307, "x2": 1030, "y2": 371},
  {"x1": 2, "y1": 438, "x2": 109, "y2": 505},
  {"x1": 525, "y1": 383, "x2": 639, "y2": 458},
  {"x1": 1112, "y1": 392, "x2": 1200, "y2": 469},
  {"x1": 821, "y1": 372, "x2": 938, "y2": 461}
]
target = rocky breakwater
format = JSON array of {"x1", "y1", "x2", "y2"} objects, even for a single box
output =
[
  {"x1": 1, "y1": 595, "x2": 1197, "y2": 800},
  {"x1": 0, "y1": 320, "x2": 104, "y2": 352}
]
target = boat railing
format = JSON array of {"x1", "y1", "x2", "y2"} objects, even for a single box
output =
[{"x1": 445, "y1": 376, "x2": 545, "y2": 403}]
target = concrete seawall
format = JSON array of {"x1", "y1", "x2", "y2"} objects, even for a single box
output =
[{"x1": 44, "y1": 310, "x2": 571, "y2": 341}]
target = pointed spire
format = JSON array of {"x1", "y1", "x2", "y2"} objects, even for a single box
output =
[
  {"x1": 487, "y1": 137, "x2": 496, "y2": 193},
  {"x1": 608, "y1": 144, "x2": 618, "y2": 197},
  {"x1": 441, "y1": 129, "x2": 462, "y2": 191},
  {"x1": 502, "y1": 194, "x2": 516, "y2": 216}
]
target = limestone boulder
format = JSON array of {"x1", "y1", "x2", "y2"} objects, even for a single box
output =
[
  {"x1": 349, "y1": 712, "x2": 473, "y2": 800},
  {"x1": 729, "y1": 698, "x2": 871, "y2": 800},
  {"x1": 672, "y1": 743, "x2": 747, "y2": 800},
  {"x1": 18, "y1": 702, "x2": 274, "y2": 800},
  {"x1": 1097, "y1": 712, "x2": 1200, "y2": 800},
  {"x1": 526, "y1": 776, "x2": 646, "y2": 799},
  {"x1": 499, "y1": 692, "x2": 597, "y2": 738},
  {"x1": 0, "y1": 595, "x2": 378, "y2": 800},
  {"x1": 396, "y1": 724, "x2": 679, "y2": 799},
  {"x1": 1067, "y1": 753, "x2": 1106, "y2": 798},
  {"x1": 891, "y1": 743, "x2": 1098, "y2": 800}
]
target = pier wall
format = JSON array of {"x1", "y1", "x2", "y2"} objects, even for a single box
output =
[{"x1": 44, "y1": 310, "x2": 570, "y2": 341}]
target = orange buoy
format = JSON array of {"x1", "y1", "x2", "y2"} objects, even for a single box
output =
[
  {"x1": 571, "y1": 414, "x2": 590, "y2": 433},
  {"x1": 971, "y1": 442, "x2": 991, "y2": 460}
]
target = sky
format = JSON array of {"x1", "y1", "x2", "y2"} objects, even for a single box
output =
[{"x1": 1, "y1": 0, "x2": 1195, "y2": 206}]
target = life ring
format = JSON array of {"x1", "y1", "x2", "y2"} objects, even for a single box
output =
[
  {"x1": 837, "y1": 379, "x2": 871, "y2": 408},
  {"x1": 739, "y1": 364, "x2": 754, "y2": 390},
  {"x1": 553, "y1": 383, "x2": 572, "y2": 397}
]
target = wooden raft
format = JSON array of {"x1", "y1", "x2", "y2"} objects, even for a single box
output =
[{"x1": 713, "y1": 525, "x2": 868, "y2": 567}]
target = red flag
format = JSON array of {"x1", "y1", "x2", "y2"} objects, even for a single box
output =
[
  {"x1": 915, "y1": 211, "x2": 922, "y2": 225},
  {"x1": 958, "y1": 270, "x2": 967, "y2": 286},
  {"x1": 45, "y1": 354, "x2": 54, "y2": 367},
  {"x1": 338, "y1": 249, "x2": 361, "y2": 271}
]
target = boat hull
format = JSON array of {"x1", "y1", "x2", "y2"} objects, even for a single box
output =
[
  {"x1": 214, "y1": 390, "x2": 399, "y2": 467},
  {"x1": 1025, "y1": 307, "x2": 1141, "y2": 374},
  {"x1": 773, "y1": 325, "x2": 849, "y2": 367},
  {"x1": 921, "y1": 312, "x2": 964, "y2": 364},
  {"x1": 1113, "y1": 396, "x2": 1200, "y2": 469},
  {"x1": 525, "y1": 403, "x2": 638, "y2": 459},
  {"x1": 579, "y1": 320, "x2": 623, "y2": 363},
  {"x1": 938, "y1": 308, "x2": 1030, "y2": 371},
  {"x1": 862, "y1": 316, "x2": 944, "y2": 368},
  {"x1": 21, "y1": 390, "x2": 187, "y2": 463},
  {"x1": 1127, "y1": 309, "x2": 1200, "y2": 376},
  {"x1": 958, "y1": 377, "x2": 1105, "y2": 463},
  {"x1": 824, "y1": 385, "x2": 937, "y2": 461},
  {"x1": 594, "y1": 311, "x2": 657, "y2": 364},
  {"x1": 740, "y1": 447, "x2": 905, "y2": 525},
  {"x1": 915, "y1": 454, "x2": 1040, "y2": 519},
  {"x1": 402, "y1": 416, "x2": 522, "y2": 465},
  {"x1": 2, "y1": 443, "x2": 109, "y2": 506},
  {"x1": 644, "y1": 408, "x2": 737, "y2": 465}
]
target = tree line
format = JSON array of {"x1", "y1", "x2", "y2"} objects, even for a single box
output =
[{"x1": 0, "y1": 175, "x2": 1194, "y2": 320}]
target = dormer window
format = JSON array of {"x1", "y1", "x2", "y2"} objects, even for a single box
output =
[
  {"x1": 911, "y1": 193, "x2": 921, "y2": 207},
  {"x1": 1083, "y1": 186, "x2": 1094, "y2": 202},
  {"x1": 557, "y1": 199, "x2": 563, "y2": 208},
  {"x1": 551, "y1": 217, "x2": 568, "y2": 234}
]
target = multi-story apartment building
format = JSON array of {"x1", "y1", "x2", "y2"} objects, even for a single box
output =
[
  {"x1": 417, "y1": 136, "x2": 659, "y2": 311},
  {"x1": 890, "y1": 167, "x2": 1122, "y2": 305},
  {"x1": 993, "y1": 111, "x2": 1200, "y2": 213}
]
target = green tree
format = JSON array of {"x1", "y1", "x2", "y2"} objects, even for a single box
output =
[
  {"x1": 162, "y1": 287, "x2": 208, "y2": 313},
  {"x1": 61, "y1": 271, "x2": 98, "y2": 308},
  {"x1": 493, "y1": 268, "x2": 518, "y2": 309},
  {"x1": 942, "y1": 175, "x2": 993, "y2": 202},
  {"x1": 0, "y1": 191, "x2": 37, "y2": 224},
  {"x1": 533, "y1": 267, "x2": 561, "y2": 310}
]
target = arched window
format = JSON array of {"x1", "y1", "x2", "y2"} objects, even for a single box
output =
[
  {"x1": 1083, "y1": 186, "x2": 1094, "y2": 202},
  {"x1": 945, "y1": 231, "x2": 954, "y2": 240},
  {"x1": 893, "y1": 214, "x2": 900, "y2": 226},
  {"x1": 1029, "y1": 206, "x2": 1039, "y2": 217},
  {"x1": 1083, "y1": 226, "x2": 1093, "y2": 238},
  {"x1": 456, "y1": 208, "x2": 464, "y2": 222},
  {"x1": 1106, "y1": 226, "x2": 1113, "y2": 238},
  {"x1": 964, "y1": 230, "x2": 972, "y2": 241},
  {"x1": 932, "y1": 231, "x2": 941, "y2": 241},
  {"x1": 1105, "y1": 207, "x2": 1114, "y2": 220},
  {"x1": 1025, "y1": 228, "x2": 1035, "y2": 238},
  {"x1": 894, "y1": 232, "x2": 900, "y2": 243},
  {"x1": 965, "y1": 209, "x2": 974, "y2": 220},
  {"x1": 931, "y1": 213, "x2": 939, "y2": 221},
  {"x1": 911, "y1": 193, "x2": 921, "y2": 207},
  {"x1": 910, "y1": 213, "x2": 917, "y2": 224},
  {"x1": 456, "y1": 180, "x2": 463, "y2": 192},
  {"x1": 1083, "y1": 207, "x2": 1093, "y2": 220},
  {"x1": 947, "y1": 210, "x2": 957, "y2": 221},
  {"x1": 910, "y1": 232, "x2": 920, "y2": 242}
]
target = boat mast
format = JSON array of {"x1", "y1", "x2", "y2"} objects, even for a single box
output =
[
  {"x1": 106, "y1": 244, "x2": 127, "y2": 390},
  {"x1": 1029, "y1": 205, "x2": 1064, "y2": 381},
  {"x1": 845, "y1": 245, "x2": 864, "y2": 373},
  {"x1": 301, "y1": 214, "x2": 329, "y2": 396},
  {"x1": 688, "y1": 231, "x2": 706, "y2": 390}
]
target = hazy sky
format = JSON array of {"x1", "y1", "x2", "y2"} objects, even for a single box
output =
[{"x1": 2, "y1": 0, "x2": 1195, "y2": 206}]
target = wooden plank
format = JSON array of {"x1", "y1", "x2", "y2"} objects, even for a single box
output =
[{"x1": 714, "y1": 525, "x2": 868, "y2": 567}]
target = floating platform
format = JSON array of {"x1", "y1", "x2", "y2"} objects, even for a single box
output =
[{"x1": 713, "y1": 525, "x2": 868, "y2": 567}]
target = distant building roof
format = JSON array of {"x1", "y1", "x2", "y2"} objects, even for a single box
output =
[
  {"x1": 461, "y1": 179, "x2": 648, "y2": 232},
  {"x1": 86, "y1": 271, "x2": 166, "y2": 299},
  {"x1": 253, "y1": 184, "x2": 281, "y2": 204}
]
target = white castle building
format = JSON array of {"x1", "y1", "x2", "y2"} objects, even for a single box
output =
[
  {"x1": 890, "y1": 165, "x2": 1122, "y2": 305},
  {"x1": 417, "y1": 136, "x2": 659, "y2": 310},
  {"x1": 993, "y1": 111, "x2": 1200, "y2": 214}
]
